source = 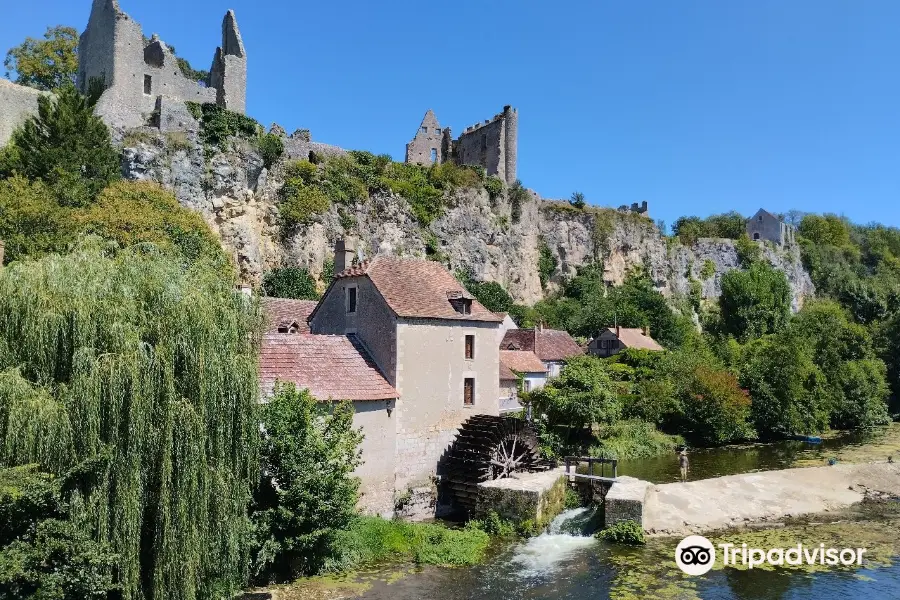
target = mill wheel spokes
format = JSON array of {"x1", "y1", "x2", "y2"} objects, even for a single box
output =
[{"x1": 491, "y1": 434, "x2": 529, "y2": 479}]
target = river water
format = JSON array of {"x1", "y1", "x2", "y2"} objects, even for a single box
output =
[{"x1": 354, "y1": 424, "x2": 900, "y2": 600}]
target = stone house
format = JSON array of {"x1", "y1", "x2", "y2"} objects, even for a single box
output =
[
  {"x1": 587, "y1": 326, "x2": 663, "y2": 358},
  {"x1": 293, "y1": 240, "x2": 502, "y2": 512},
  {"x1": 500, "y1": 325, "x2": 583, "y2": 378},
  {"x1": 500, "y1": 350, "x2": 548, "y2": 394},
  {"x1": 259, "y1": 333, "x2": 399, "y2": 514},
  {"x1": 746, "y1": 208, "x2": 795, "y2": 246}
]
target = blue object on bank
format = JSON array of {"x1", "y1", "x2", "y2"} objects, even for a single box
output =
[
  {"x1": 828, "y1": 458, "x2": 837, "y2": 466},
  {"x1": 789, "y1": 434, "x2": 823, "y2": 444}
]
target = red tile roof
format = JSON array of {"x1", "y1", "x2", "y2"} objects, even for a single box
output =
[
  {"x1": 261, "y1": 298, "x2": 318, "y2": 334},
  {"x1": 501, "y1": 327, "x2": 583, "y2": 362},
  {"x1": 499, "y1": 363, "x2": 518, "y2": 381},
  {"x1": 604, "y1": 327, "x2": 664, "y2": 351},
  {"x1": 500, "y1": 350, "x2": 548, "y2": 374},
  {"x1": 328, "y1": 257, "x2": 501, "y2": 323},
  {"x1": 259, "y1": 333, "x2": 398, "y2": 401}
]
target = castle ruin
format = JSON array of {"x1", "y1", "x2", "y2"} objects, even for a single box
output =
[
  {"x1": 77, "y1": 0, "x2": 246, "y2": 130},
  {"x1": 406, "y1": 106, "x2": 518, "y2": 186}
]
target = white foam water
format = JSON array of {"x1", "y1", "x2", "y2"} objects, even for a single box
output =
[{"x1": 508, "y1": 508, "x2": 597, "y2": 577}]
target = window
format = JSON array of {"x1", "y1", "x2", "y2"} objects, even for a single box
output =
[
  {"x1": 464, "y1": 377, "x2": 475, "y2": 406},
  {"x1": 347, "y1": 286, "x2": 357, "y2": 314},
  {"x1": 435, "y1": 128, "x2": 441, "y2": 135},
  {"x1": 524, "y1": 380, "x2": 532, "y2": 393},
  {"x1": 753, "y1": 232, "x2": 760, "y2": 241},
  {"x1": 430, "y1": 148, "x2": 438, "y2": 162},
  {"x1": 143, "y1": 75, "x2": 152, "y2": 95},
  {"x1": 465, "y1": 335, "x2": 475, "y2": 359},
  {"x1": 421, "y1": 126, "x2": 427, "y2": 134},
  {"x1": 451, "y1": 298, "x2": 472, "y2": 315},
  {"x1": 758, "y1": 215, "x2": 763, "y2": 222}
]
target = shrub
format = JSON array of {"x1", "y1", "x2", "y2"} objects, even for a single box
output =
[
  {"x1": 719, "y1": 261, "x2": 791, "y2": 341},
  {"x1": 258, "y1": 132, "x2": 285, "y2": 169},
  {"x1": 735, "y1": 233, "x2": 762, "y2": 267},
  {"x1": 325, "y1": 517, "x2": 490, "y2": 573},
  {"x1": 508, "y1": 180, "x2": 528, "y2": 223},
  {"x1": 279, "y1": 182, "x2": 330, "y2": 233},
  {"x1": 186, "y1": 101, "x2": 260, "y2": 150},
  {"x1": 465, "y1": 511, "x2": 517, "y2": 537},
  {"x1": 597, "y1": 520, "x2": 644, "y2": 545},
  {"x1": 0, "y1": 176, "x2": 71, "y2": 263},
  {"x1": 1, "y1": 86, "x2": 120, "y2": 207},
  {"x1": 251, "y1": 384, "x2": 363, "y2": 580},
  {"x1": 591, "y1": 420, "x2": 684, "y2": 459},
  {"x1": 679, "y1": 366, "x2": 755, "y2": 445},
  {"x1": 262, "y1": 267, "x2": 318, "y2": 300},
  {"x1": 538, "y1": 240, "x2": 557, "y2": 287},
  {"x1": 700, "y1": 259, "x2": 716, "y2": 280},
  {"x1": 570, "y1": 191, "x2": 586, "y2": 208},
  {"x1": 284, "y1": 159, "x2": 319, "y2": 185},
  {"x1": 564, "y1": 488, "x2": 582, "y2": 509},
  {"x1": 484, "y1": 176, "x2": 504, "y2": 202}
]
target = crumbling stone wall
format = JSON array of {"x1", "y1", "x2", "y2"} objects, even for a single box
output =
[
  {"x1": 405, "y1": 109, "x2": 447, "y2": 166},
  {"x1": 455, "y1": 106, "x2": 518, "y2": 185},
  {"x1": 78, "y1": 0, "x2": 246, "y2": 130},
  {"x1": 0, "y1": 79, "x2": 48, "y2": 147}
]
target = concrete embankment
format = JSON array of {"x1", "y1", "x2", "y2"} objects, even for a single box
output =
[{"x1": 609, "y1": 462, "x2": 900, "y2": 536}]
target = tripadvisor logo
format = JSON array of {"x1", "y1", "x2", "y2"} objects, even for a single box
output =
[{"x1": 675, "y1": 535, "x2": 868, "y2": 576}]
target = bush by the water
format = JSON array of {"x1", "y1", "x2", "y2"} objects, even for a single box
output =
[
  {"x1": 591, "y1": 420, "x2": 684, "y2": 459},
  {"x1": 324, "y1": 517, "x2": 490, "y2": 572},
  {"x1": 596, "y1": 520, "x2": 645, "y2": 545}
]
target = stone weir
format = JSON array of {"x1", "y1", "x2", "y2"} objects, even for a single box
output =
[
  {"x1": 604, "y1": 462, "x2": 900, "y2": 536},
  {"x1": 472, "y1": 467, "x2": 569, "y2": 529}
]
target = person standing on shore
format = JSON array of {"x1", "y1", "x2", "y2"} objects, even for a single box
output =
[{"x1": 679, "y1": 449, "x2": 689, "y2": 482}]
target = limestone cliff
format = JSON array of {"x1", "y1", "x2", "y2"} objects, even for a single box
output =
[{"x1": 120, "y1": 128, "x2": 814, "y2": 310}]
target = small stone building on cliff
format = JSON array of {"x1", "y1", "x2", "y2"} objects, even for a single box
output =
[{"x1": 746, "y1": 208, "x2": 795, "y2": 246}]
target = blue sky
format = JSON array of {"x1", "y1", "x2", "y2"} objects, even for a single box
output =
[{"x1": 3, "y1": 0, "x2": 899, "y2": 230}]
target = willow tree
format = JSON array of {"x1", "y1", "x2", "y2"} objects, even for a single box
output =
[{"x1": 0, "y1": 239, "x2": 262, "y2": 600}]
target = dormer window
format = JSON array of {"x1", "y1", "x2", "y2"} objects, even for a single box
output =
[{"x1": 447, "y1": 290, "x2": 474, "y2": 315}]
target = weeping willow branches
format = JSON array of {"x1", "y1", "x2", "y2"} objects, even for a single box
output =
[{"x1": 0, "y1": 238, "x2": 262, "y2": 600}]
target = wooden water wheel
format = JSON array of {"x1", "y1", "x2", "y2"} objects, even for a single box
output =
[{"x1": 440, "y1": 415, "x2": 547, "y2": 511}]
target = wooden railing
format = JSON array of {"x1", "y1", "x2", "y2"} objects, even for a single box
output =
[{"x1": 563, "y1": 456, "x2": 618, "y2": 483}]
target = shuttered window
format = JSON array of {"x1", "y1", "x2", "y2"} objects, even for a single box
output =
[
  {"x1": 465, "y1": 335, "x2": 475, "y2": 359},
  {"x1": 464, "y1": 378, "x2": 474, "y2": 406}
]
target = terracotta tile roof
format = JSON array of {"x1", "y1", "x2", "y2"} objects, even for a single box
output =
[
  {"x1": 499, "y1": 363, "x2": 518, "y2": 381},
  {"x1": 331, "y1": 256, "x2": 501, "y2": 322},
  {"x1": 500, "y1": 350, "x2": 548, "y2": 374},
  {"x1": 261, "y1": 298, "x2": 318, "y2": 334},
  {"x1": 259, "y1": 333, "x2": 398, "y2": 401},
  {"x1": 604, "y1": 327, "x2": 664, "y2": 351},
  {"x1": 501, "y1": 328, "x2": 583, "y2": 362}
]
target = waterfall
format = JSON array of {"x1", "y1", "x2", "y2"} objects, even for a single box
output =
[{"x1": 508, "y1": 507, "x2": 599, "y2": 576}]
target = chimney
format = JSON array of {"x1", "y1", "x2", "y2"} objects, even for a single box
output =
[
  {"x1": 642, "y1": 324, "x2": 650, "y2": 337},
  {"x1": 615, "y1": 325, "x2": 620, "y2": 338},
  {"x1": 334, "y1": 237, "x2": 357, "y2": 275}
]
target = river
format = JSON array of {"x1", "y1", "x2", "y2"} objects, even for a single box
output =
[{"x1": 350, "y1": 424, "x2": 900, "y2": 600}]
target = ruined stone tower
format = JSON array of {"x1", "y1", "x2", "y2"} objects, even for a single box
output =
[
  {"x1": 405, "y1": 106, "x2": 518, "y2": 185},
  {"x1": 77, "y1": 0, "x2": 247, "y2": 129}
]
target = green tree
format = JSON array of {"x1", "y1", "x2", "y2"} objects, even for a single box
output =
[
  {"x1": 798, "y1": 214, "x2": 851, "y2": 247},
  {"x1": 735, "y1": 233, "x2": 762, "y2": 267},
  {"x1": 4, "y1": 26, "x2": 78, "y2": 91},
  {"x1": 0, "y1": 241, "x2": 261, "y2": 600},
  {"x1": 677, "y1": 365, "x2": 754, "y2": 445},
  {"x1": 0, "y1": 176, "x2": 71, "y2": 264},
  {"x1": 0, "y1": 466, "x2": 118, "y2": 600},
  {"x1": 569, "y1": 191, "x2": 586, "y2": 208},
  {"x1": 739, "y1": 335, "x2": 830, "y2": 438},
  {"x1": 528, "y1": 356, "x2": 620, "y2": 453},
  {"x1": 538, "y1": 240, "x2": 557, "y2": 287},
  {"x1": 262, "y1": 267, "x2": 319, "y2": 300},
  {"x1": 2, "y1": 86, "x2": 120, "y2": 207},
  {"x1": 719, "y1": 261, "x2": 791, "y2": 341},
  {"x1": 251, "y1": 384, "x2": 363, "y2": 580},
  {"x1": 831, "y1": 359, "x2": 890, "y2": 429}
]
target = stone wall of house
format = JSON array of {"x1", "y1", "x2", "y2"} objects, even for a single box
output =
[
  {"x1": 352, "y1": 399, "x2": 398, "y2": 517},
  {"x1": 394, "y1": 319, "x2": 500, "y2": 488},
  {"x1": 0, "y1": 79, "x2": 47, "y2": 147},
  {"x1": 309, "y1": 275, "x2": 398, "y2": 382}
]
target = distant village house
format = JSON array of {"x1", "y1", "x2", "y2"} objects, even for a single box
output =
[{"x1": 588, "y1": 326, "x2": 663, "y2": 358}]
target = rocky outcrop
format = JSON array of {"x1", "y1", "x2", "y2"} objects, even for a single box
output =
[{"x1": 119, "y1": 130, "x2": 814, "y2": 309}]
